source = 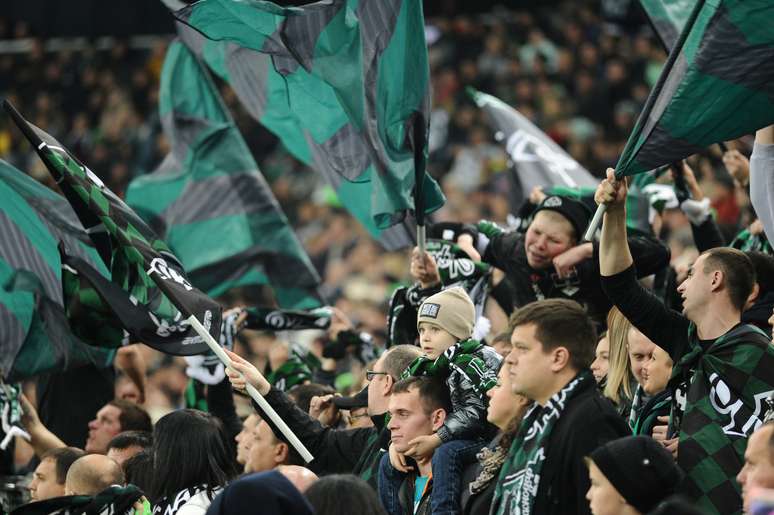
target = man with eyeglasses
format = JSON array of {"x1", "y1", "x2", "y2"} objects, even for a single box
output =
[{"x1": 225, "y1": 344, "x2": 421, "y2": 491}]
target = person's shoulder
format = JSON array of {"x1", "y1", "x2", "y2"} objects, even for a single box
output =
[{"x1": 562, "y1": 385, "x2": 628, "y2": 429}]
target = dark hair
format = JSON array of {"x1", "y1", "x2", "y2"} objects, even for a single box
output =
[
  {"x1": 124, "y1": 451, "x2": 154, "y2": 496},
  {"x1": 381, "y1": 345, "x2": 422, "y2": 380},
  {"x1": 40, "y1": 447, "x2": 86, "y2": 485},
  {"x1": 702, "y1": 248, "x2": 755, "y2": 311},
  {"x1": 508, "y1": 299, "x2": 596, "y2": 371},
  {"x1": 108, "y1": 399, "x2": 152, "y2": 433},
  {"x1": 150, "y1": 409, "x2": 238, "y2": 502},
  {"x1": 288, "y1": 383, "x2": 336, "y2": 414},
  {"x1": 746, "y1": 251, "x2": 774, "y2": 295},
  {"x1": 648, "y1": 495, "x2": 703, "y2": 515},
  {"x1": 491, "y1": 332, "x2": 512, "y2": 345},
  {"x1": 305, "y1": 474, "x2": 386, "y2": 515},
  {"x1": 392, "y1": 376, "x2": 452, "y2": 415},
  {"x1": 107, "y1": 430, "x2": 153, "y2": 453}
]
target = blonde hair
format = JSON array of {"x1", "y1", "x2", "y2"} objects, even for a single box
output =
[{"x1": 603, "y1": 307, "x2": 635, "y2": 405}]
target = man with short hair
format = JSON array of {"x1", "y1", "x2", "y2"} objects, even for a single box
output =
[
  {"x1": 597, "y1": 170, "x2": 774, "y2": 515},
  {"x1": 491, "y1": 299, "x2": 629, "y2": 515},
  {"x1": 244, "y1": 420, "x2": 303, "y2": 473},
  {"x1": 64, "y1": 454, "x2": 125, "y2": 496},
  {"x1": 738, "y1": 422, "x2": 774, "y2": 513},
  {"x1": 225, "y1": 344, "x2": 422, "y2": 490},
  {"x1": 28, "y1": 447, "x2": 85, "y2": 501},
  {"x1": 235, "y1": 414, "x2": 260, "y2": 471},
  {"x1": 105, "y1": 430, "x2": 153, "y2": 466},
  {"x1": 382, "y1": 376, "x2": 451, "y2": 515}
]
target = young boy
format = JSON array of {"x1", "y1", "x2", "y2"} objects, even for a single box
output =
[{"x1": 379, "y1": 287, "x2": 502, "y2": 515}]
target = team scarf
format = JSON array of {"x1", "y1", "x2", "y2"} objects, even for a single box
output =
[
  {"x1": 668, "y1": 323, "x2": 774, "y2": 515},
  {"x1": 491, "y1": 370, "x2": 594, "y2": 515},
  {"x1": 266, "y1": 351, "x2": 314, "y2": 392},
  {"x1": 401, "y1": 339, "x2": 497, "y2": 396},
  {"x1": 153, "y1": 485, "x2": 215, "y2": 515},
  {"x1": 627, "y1": 384, "x2": 647, "y2": 431},
  {"x1": 12, "y1": 485, "x2": 144, "y2": 515}
]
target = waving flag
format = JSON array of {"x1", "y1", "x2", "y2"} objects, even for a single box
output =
[{"x1": 640, "y1": 0, "x2": 698, "y2": 51}]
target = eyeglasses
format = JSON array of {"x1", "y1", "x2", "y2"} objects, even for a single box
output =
[{"x1": 366, "y1": 370, "x2": 389, "y2": 381}]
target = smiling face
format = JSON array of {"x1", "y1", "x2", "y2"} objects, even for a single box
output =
[
  {"x1": 642, "y1": 346, "x2": 673, "y2": 396},
  {"x1": 524, "y1": 210, "x2": 575, "y2": 269},
  {"x1": 627, "y1": 327, "x2": 656, "y2": 387},
  {"x1": 590, "y1": 336, "x2": 610, "y2": 383},
  {"x1": 418, "y1": 322, "x2": 457, "y2": 360}
]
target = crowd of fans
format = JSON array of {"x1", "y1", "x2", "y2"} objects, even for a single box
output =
[{"x1": 1, "y1": 2, "x2": 774, "y2": 515}]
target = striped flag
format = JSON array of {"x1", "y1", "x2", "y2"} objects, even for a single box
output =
[
  {"x1": 0, "y1": 160, "x2": 116, "y2": 381},
  {"x1": 5, "y1": 101, "x2": 222, "y2": 356},
  {"x1": 640, "y1": 0, "x2": 698, "y2": 51},
  {"x1": 126, "y1": 41, "x2": 322, "y2": 309},
  {"x1": 616, "y1": 0, "x2": 774, "y2": 177},
  {"x1": 173, "y1": 0, "x2": 445, "y2": 250}
]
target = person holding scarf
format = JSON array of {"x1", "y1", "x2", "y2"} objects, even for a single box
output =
[{"x1": 490, "y1": 299, "x2": 629, "y2": 515}]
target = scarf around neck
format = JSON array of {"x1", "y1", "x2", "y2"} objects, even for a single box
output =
[
  {"x1": 153, "y1": 485, "x2": 214, "y2": 515},
  {"x1": 491, "y1": 370, "x2": 594, "y2": 515},
  {"x1": 402, "y1": 339, "x2": 498, "y2": 396}
]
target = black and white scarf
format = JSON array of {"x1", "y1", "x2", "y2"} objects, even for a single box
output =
[{"x1": 153, "y1": 485, "x2": 214, "y2": 515}]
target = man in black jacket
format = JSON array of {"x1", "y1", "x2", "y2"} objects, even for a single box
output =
[
  {"x1": 225, "y1": 345, "x2": 421, "y2": 490},
  {"x1": 490, "y1": 299, "x2": 629, "y2": 515}
]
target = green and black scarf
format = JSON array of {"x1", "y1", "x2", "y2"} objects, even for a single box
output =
[
  {"x1": 668, "y1": 323, "x2": 774, "y2": 515},
  {"x1": 490, "y1": 370, "x2": 594, "y2": 515},
  {"x1": 401, "y1": 339, "x2": 497, "y2": 396}
]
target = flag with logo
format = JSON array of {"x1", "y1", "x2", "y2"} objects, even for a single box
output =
[
  {"x1": 4, "y1": 101, "x2": 222, "y2": 356},
  {"x1": 172, "y1": 0, "x2": 445, "y2": 250},
  {"x1": 0, "y1": 160, "x2": 118, "y2": 381},
  {"x1": 640, "y1": 0, "x2": 698, "y2": 51},
  {"x1": 126, "y1": 41, "x2": 322, "y2": 309},
  {"x1": 468, "y1": 87, "x2": 599, "y2": 206},
  {"x1": 616, "y1": 0, "x2": 774, "y2": 177}
]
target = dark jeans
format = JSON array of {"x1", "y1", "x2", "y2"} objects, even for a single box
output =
[{"x1": 378, "y1": 439, "x2": 486, "y2": 515}]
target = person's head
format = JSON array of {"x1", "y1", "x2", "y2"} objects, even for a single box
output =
[
  {"x1": 288, "y1": 383, "x2": 336, "y2": 414},
  {"x1": 486, "y1": 362, "x2": 531, "y2": 430},
  {"x1": 641, "y1": 346, "x2": 673, "y2": 396},
  {"x1": 235, "y1": 414, "x2": 260, "y2": 467},
  {"x1": 737, "y1": 421, "x2": 774, "y2": 512},
  {"x1": 106, "y1": 430, "x2": 153, "y2": 466},
  {"x1": 305, "y1": 474, "x2": 386, "y2": 515},
  {"x1": 387, "y1": 377, "x2": 451, "y2": 455},
  {"x1": 586, "y1": 436, "x2": 683, "y2": 515},
  {"x1": 590, "y1": 332, "x2": 609, "y2": 384},
  {"x1": 507, "y1": 299, "x2": 596, "y2": 405},
  {"x1": 64, "y1": 454, "x2": 125, "y2": 496},
  {"x1": 416, "y1": 287, "x2": 476, "y2": 359},
  {"x1": 744, "y1": 251, "x2": 774, "y2": 308},
  {"x1": 603, "y1": 308, "x2": 635, "y2": 404},
  {"x1": 677, "y1": 248, "x2": 755, "y2": 320},
  {"x1": 627, "y1": 327, "x2": 657, "y2": 387},
  {"x1": 348, "y1": 406, "x2": 372, "y2": 429},
  {"x1": 490, "y1": 332, "x2": 513, "y2": 358},
  {"x1": 245, "y1": 420, "x2": 301, "y2": 474},
  {"x1": 366, "y1": 345, "x2": 422, "y2": 416},
  {"x1": 277, "y1": 465, "x2": 318, "y2": 493},
  {"x1": 205, "y1": 470, "x2": 314, "y2": 515},
  {"x1": 123, "y1": 451, "x2": 153, "y2": 496},
  {"x1": 524, "y1": 196, "x2": 590, "y2": 269},
  {"x1": 151, "y1": 409, "x2": 238, "y2": 502},
  {"x1": 29, "y1": 447, "x2": 85, "y2": 501},
  {"x1": 86, "y1": 400, "x2": 151, "y2": 454}
]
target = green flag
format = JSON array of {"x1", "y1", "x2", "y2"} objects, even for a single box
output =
[
  {"x1": 0, "y1": 161, "x2": 116, "y2": 381},
  {"x1": 173, "y1": 0, "x2": 445, "y2": 249},
  {"x1": 126, "y1": 41, "x2": 322, "y2": 309},
  {"x1": 617, "y1": 0, "x2": 774, "y2": 177},
  {"x1": 640, "y1": 0, "x2": 698, "y2": 51}
]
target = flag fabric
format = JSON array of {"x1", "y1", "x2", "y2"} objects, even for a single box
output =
[
  {"x1": 5, "y1": 101, "x2": 223, "y2": 356},
  {"x1": 245, "y1": 306, "x2": 332, "y2": 331},
  {"x1": 468, "y1": 88, "x2": 599, "y2": 206},
  {"x1": 0, "y1": 160, "x2": 117, "y2": 382},
  {"x1": 173, "y1": 0, "x2": 445, "y2": 250},
  {"x1": 616, "y1": 0, "x2": 774, "y2": 177},
  {"x1": 640, "y1": 0, "x2": 699, "y2": 51},
  {"x1": 126, "y1": 41, "x2": 322, "y2": 309}
]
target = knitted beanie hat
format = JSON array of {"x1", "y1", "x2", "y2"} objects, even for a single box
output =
[
  {"x1": 417, "y1": 287, "x2": 475, "y2": 341},
  {"x1": 589, "y1": 435, "x2": 684, "y2": 514}
]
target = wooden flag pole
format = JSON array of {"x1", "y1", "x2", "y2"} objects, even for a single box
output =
[{"x1": 186, "y1": 315, "x2": 314, "y2": 463}]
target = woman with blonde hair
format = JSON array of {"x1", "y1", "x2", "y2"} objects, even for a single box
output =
[{"x1": 602, "y1": 307, "x2": 637, "y2": 418}]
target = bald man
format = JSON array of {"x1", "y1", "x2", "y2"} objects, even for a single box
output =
[
  {"x1": 277, "y1": 465, "x2": 318, "y2": 493},
  {"x1": 64, "y1": 454, "x2": 125, "y2": 496}
]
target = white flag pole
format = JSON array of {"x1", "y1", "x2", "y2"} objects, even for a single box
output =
[{"x1": 186, "y1": 315, "x2": 314, "y2": 463}]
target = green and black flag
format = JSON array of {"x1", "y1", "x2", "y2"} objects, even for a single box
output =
[
  {"x1": 126, "y1": 41, "x2": 322, "y2": 309},
  {"x1": 468, "y1": 88, "x2": 599, "y2": 206},
  {"x1": 5, "y1": 101, "x2": 222, "y2": 356},
  {"x1": 173, "y1": 0, "x2": 445, "y2": 250},
  {"x1": 0, "y1": 160, "x2": 116, "y2": 381},
  {"x1": 640, "y1": 0, "x2": 698, "y2": 52},
  {"x1": 616, "y1": 0, "x2": 774, "y2": 177}
]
